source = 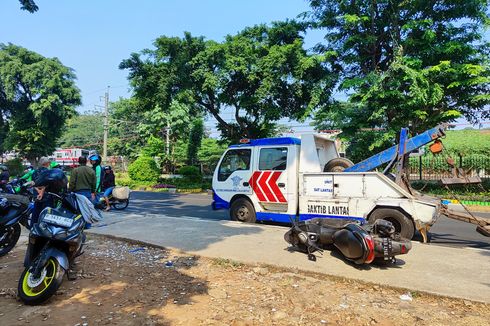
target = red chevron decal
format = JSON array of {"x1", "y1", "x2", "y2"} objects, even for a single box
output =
[
  {"x1": 249, "y1": 171, "x2": 287, "y2": 203},
  {"x1": 269, "y1": 171, "x2": 286, "y2": 203},
  {"x1": 249, "y1": 171, "x2": 266, "y2": 201},
  {"x1": 258, "y1": 171, "x2": 276, "y2": 202}
]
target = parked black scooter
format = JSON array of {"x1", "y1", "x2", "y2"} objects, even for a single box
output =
[
  {"x1": 284, "y1": 218, "x2": 412, "y2": 265},
  {"x1": 18, "y1": 191, "x2": 86, "y2": 305},
  {"x1": 0, "y1": 179, "x2": 35, "y2": 257}
]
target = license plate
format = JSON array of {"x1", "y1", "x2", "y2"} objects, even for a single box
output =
[{"x1": 43, "y1": 213, "x2": 73, "y2": 227}]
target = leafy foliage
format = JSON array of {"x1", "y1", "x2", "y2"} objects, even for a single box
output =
[
  {"x1": 18, "y1": 0, "x2": 38, "y2": 12},
  {"x1": 5, "y1": 158, "x2": 24, "y2": 177},
  {"x1": 178, "y1": 165, "x2": 202, "y2": 182},
  {"x1": 439, "y1": 129, "x2": 490, "y2": 155},
  {"x1": 187, "y1": 119, "x2": 203, "y2": 165},
  {"x1": 308, "y1": 0, "x2": 490, "y2": 161},
  {"x1": 128, "y1": 156, "x2": 160, "y2": 182},
  {"x1": 198, "y1": 138, "x2": 228, "y2": 173},
  {"x1": 120, "y1": 21, "x2": 334, "y2": 142},
  {"x1": 59, "y1": 112, "x2": 103, "y2": 152},
  {"x1": 0, "y1": 44, "x2": 81, "y2": 161}
]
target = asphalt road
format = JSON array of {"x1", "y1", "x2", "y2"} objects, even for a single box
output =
[{"x1": 114, "y1": 191, "x2": 490, "y2": 250}]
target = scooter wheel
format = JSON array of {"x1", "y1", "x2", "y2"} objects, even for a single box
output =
[
  {"x1": 0, "y1": 224, "x2": 21, "y2": 257},
  {"x1": 18, "y1": 258, "x2": 65, "y2": 305},
  {"x1": 112, "y1": 199, "x2": 129, "y2": 210}
]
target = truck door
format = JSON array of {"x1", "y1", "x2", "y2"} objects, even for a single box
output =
[
  {"x1": 212, "y1": 148, "x2": 253, "y2": 209},
  {"x1": 251, "y1": 146, "x2": 298, "y2": 222}
]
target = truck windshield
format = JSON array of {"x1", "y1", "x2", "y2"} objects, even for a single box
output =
[{"x1": 218, "y1": 149, "x2": 251, "y2": 181}]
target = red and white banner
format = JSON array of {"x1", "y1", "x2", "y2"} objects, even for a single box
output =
[{"x1": 248, "y1": 171, "x2": 286, "y2": 203}]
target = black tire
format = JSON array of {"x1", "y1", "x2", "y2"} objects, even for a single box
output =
[
  {"x1": 112, "y1": 199, "x2": 129, "y2": 210},
  {"x1": 323, "y1": 158, "x2": 354, "y2": 172},
  {"x1": 18, "y1": 257, "x2": 65, "y2": 305},
  {"x1": 230, "y1": 198, "x2": 256, "y2": 223},
  {"x1": 0, "y1": 224, "x2": 21, "y2": 257},
  {"x1": 369, "y1": 208, "x2": 415, "y2": 240}
]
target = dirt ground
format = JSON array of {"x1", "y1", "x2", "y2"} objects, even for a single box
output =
[{"x1": 0, "y1": 236, "x2": 489, "y2": 326}]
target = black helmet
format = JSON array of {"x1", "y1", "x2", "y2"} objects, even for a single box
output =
[
  {"x1": 103, "y1": 165, "x2": 112, "y2": 171},
  {"x1": 0, "y1": 165, "x2": 8, "y2": 171},
  {"x1": 34, "y1": 169, "x2": 68, "y2": 194}
]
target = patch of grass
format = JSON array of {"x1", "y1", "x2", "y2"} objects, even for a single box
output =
[{"x1": 211, "y1": 258, "x2": 244, "y2": 269}]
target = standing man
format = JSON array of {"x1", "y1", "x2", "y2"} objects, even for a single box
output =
[
  {"x1": 69, "y1": 156, "x2": 96, "y2": 201},
  {"x1": 89, "y1": 154, "x2": 104, "y2": 195}
]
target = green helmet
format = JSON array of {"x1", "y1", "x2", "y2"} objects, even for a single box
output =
[{"x1": 50, "y1": 161, "x2": 60, "y2": 169}]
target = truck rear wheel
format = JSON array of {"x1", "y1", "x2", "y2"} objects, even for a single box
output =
[
  {"x1": 230, "y1": 198, "x2": 256, "y2": 223},
  {"x1": 369, "y1": 208, "x2": 415, "y2": 239},
  {"x1": 323, "y1": 158, "x2": 354, "y2": 172}
]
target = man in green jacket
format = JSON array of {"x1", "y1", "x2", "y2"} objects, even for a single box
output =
[{"x1": 69, "y1": 156, "x2": 96, "y2": 201}]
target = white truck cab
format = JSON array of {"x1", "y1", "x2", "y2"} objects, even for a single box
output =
[{"x1": 212, "y1": 134, "x2": 440, "y2": 239}]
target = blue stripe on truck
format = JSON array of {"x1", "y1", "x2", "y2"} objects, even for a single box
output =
[{"x1": 256, "y1": 212, "x2": 365, "y2": 224}]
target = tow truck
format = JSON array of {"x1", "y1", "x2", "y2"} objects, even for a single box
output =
[{"x1": 212, "y1": 125, "x2": 490, "y2": 241}]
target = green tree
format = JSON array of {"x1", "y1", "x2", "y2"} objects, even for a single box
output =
[
  {"x1": 198, "y1": 138, "x2": 228, "y2": 173},
  {"x1": 128, "y1": 156, "x2": 159, "y2": 182},
  {"x1": 120, "y1": 21, "x2": 334, "y2": 142},
  {"x1": 308, "y1": 0, "x2": 490, "y2": 160},
  {"x1": 187, "y1": 118, "x2": 203, "y2": 165},
  {"x1": 108, "y1": 98, "x2": 146, "y2": 159},
  {"x1": 19, "y1": 0, "x2": 38, "y2": 12},
  {"x1": 0, "y1": 44, "x2": 81, "y2": 161},
  {"x1": 59, "y1": 112, "x2": 104, "y2": 152}
]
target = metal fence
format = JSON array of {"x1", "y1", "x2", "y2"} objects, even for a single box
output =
[{"x1": 408, "y1": 154, "x2": 490, "y2": 180}]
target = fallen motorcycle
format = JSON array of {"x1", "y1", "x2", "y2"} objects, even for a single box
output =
[{"x1": 284, "y1": 218, "x2": 412, "y2": 265}]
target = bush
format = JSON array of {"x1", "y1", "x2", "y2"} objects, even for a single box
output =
[
  {"x1": 178, "y1": 166, "x2": 202, "y2": 182},
  {"x1": 5, "y1": 158, "x2": 24, "y2": 177},
  {"x1": 128, "y1": 156, "x2": 160, "y2": 182}
]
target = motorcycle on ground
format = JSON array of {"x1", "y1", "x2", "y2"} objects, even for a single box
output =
[
  {"x1": 0, "y1": 179, "x2": 35, "y2": 257},
  {"x1": 284, "y1": 218, "x2": 412, "y2": 265}
]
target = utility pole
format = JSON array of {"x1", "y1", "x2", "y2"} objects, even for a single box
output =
[
  {"x1": 103, "y1": 86, "x2": 110, "y2": 163},
  {"x1": 165, "y1": 121, "x2": 171, "y2": 156}
]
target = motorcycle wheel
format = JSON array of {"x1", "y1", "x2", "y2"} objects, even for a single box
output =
[
  {"x1": 18, "y1": 258, "x2": 65, "y2": 305},
  {"x1": 369, "y1": 208, "x2": 415, "y2": 240},
  {"x1": 0, "y1": 224, "x2": 21, "y2": 257},
  {"x1": 112, "y1": 199, "x2": 129, "y2": 210}
]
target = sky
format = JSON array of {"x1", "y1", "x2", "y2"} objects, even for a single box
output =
[{"x1": 0, "y1": 0, "x2": 325, "y2": 137}]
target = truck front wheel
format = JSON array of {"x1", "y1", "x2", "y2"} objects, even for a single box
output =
[
  {"x1": 369, "y1": 208, "x2": 415, "y2": 240},
  {"x1": 230, "y1": 198, "x2": 256, "y2": 223}
]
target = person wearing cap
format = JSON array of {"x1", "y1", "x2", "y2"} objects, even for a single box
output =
[
  {"x1": 101, "y1": 166, "x2": 116, "y2": 211},
  {"x1": 68, "y1": 156, "x2": 96, "y2": 201}
]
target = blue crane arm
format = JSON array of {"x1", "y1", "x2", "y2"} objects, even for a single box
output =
[{"x1": 344, "y1": 125, "x2": 446, "y2": 172}]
